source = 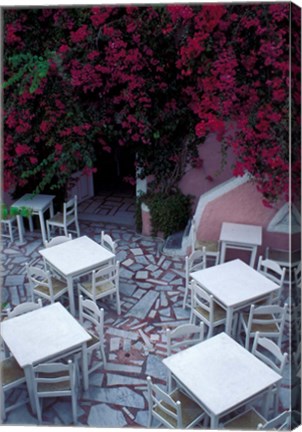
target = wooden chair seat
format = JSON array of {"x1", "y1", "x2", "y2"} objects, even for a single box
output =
[
  {"x1": 79, "y1": 280, "x2": 115, "y2": 296},
  {"x1": 223, "y1": 408, "x2": 265, "y2": 429},
  {"x1": 196, "y1": 303, "x2": 226, "y2": 321},
  {"x1": 154, "y1": 389, "x2": 204, "y2": 428},
  {"x1": 35, "y1": 277, "x2": 67, "y2": 296},
  {"x1": 1, "y1": 357, "x2": 25, "y2": 385},
  {"x1": 195, "y1": 240, "x2": 219, "y2": 253}
]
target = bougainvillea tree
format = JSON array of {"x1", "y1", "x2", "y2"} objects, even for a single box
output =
[{"x1": 3, "y1": 4, "x2": 299, "y2": 205}]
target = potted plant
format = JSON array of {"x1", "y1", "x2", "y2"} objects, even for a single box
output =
[
  {"x1": 136, "y1": 136, "x2": 195, "y2": 238},
  {"x1": 1, "y1": 203, "x2": 33, "y2": 220}
]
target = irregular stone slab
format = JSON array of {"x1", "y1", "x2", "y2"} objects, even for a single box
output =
[
  {"x1": 135, "y1": 255, "x2": 149, "y2": 265},
  {"x1": 105, "y1": 362, "x2": 142, "y2": 374},
  {"x1": 106, "y1": 373, "x2": 146, "y2": 387},
  {"x1": 129, "y1": 263, "x2": 144, "y2": 271},
  {"x1": 136, "y1": 282, "x2": 153, "y2": 289},
  {"x1": 25, "y1": 240, "x2": 42, "y2": 256},
  {"x1": 119, "y1": 268, "x2": 135, "y2": 279},
  {"x1": 146, "y1": 264, "x2": 158, "y2": 272},
  {"x1": 123, "y1": 258, "x2": 134, "y2": 267},
  {"x1": 107, "y1": 328, "x2": 139, "y2": 341},
  {"x1": 90, "y1": 387, "x2": 145, "y2": 409},
  {"x1": 88, "y1": 403, "x2": 127, "y2": 427},
  {"x1": 110, "y1": 337, "x2": 121, "y2": 351},
  {"x1": 126, "y1": 291, "x2": 159, "y2": 319},
  {"x1": 162, "y1": 271, "x2": 176, "y2": 282},
  {"x1": 131, "y1": 248, "x2": 143, "y2": 255},
  {"x1": 160, "y1": 292, "x2": 168, "y2": 306},
  {"x1": 173, "y1": 306, "x2": 190, "y2": 320},
  {"x1": 133, "y1": 289, "x2": 145, "y2": 299},
  {"x1": 159, "y1": 307, "x2": 171, "y2": 317},
  {"x1": 135, "y1": 270, "x2": 148, "y2": 280},
  {"x1": 151, "y1": 269, "x2": 163, "y2": 279},
  {"x1": 118, "y1": 282, "x2": 137, "y2": 296},
  {"x1": 145, "y1": 354, "x2": 168, "y2": 381},
  {"x1": 5, "y1": 275, "x2": 25, "y2": 286},
  {"x1": 116, "y1": 250, "x2": 128, "y2": 262}
]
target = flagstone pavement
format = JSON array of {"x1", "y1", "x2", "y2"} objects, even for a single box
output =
[{"x1": 1, "y1": 218, "x2": 293, "y2": 427}]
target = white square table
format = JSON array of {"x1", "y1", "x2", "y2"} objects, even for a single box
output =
[
  {"x1": 39, "y1": 235, "x2": 115, "y2": 315},
  {"x1": 12, "y1": 193, "x2": 55, "y2": 244},
  {"x1": 1, "y1": 302, "x2": 91, "y2": 413},
  {"x1": 163, "y1": 332, "x2": 282, "y2": 428},
  {"x1": 219, "y1": 222, "x2": 262, "y2": 267},
  {"x1": 191, "y1": 259, "x2": 280, "y2": 335}
]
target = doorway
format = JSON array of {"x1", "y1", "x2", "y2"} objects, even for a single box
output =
[{"x1": 93, "y1": 146, "x2": 136, "y2": 196}]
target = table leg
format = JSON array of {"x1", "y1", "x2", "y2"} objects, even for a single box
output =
[
  {"x1": 16, "y1": 215, "x2": 25, "y2": 245},
  {"x1": 67, "y1": 276, "x2": 76, "y2": 316},
  {"x1": 225, "y1": 307, "x2": 234, "y2": 336},
  {"x1": 23, "y1": 365, "x2": 37, "y2": 415},
  {"x1": 250, "y1": 246, "x2": 257, "y2": 268},
  {"x1": 38, "y1": 210, "x2": 47, "y2": 244},
  {"x1": 82, "y1": 342, "x2": 89, "y2": 391},
  {"x1": 49, "y1": 202, "x2": 54, "y2": 218},
  {"x1": 28, "y1": 215, "x2": 34, "y2": 232},
  {"x1": 263, "y1": 386, "x2": 273, "y2": 418},
  {"x1": 220, "y1": 242, "x2": 226, "y2": 264},
  {"x1": 210, "y1": 413, "x2": 219, "y2": 429}
]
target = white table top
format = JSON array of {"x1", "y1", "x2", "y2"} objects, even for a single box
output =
[
  {"x1": 39, "y1": 235, "x2": 115, "y2": 277},
  {"x1": 220, "y1": 222, "x2": 262, "y2": 246},
  {"x1": 191, "y1": 259, "x2": 279, "y2": 308},
  {"x1": 163, "y1": 332, "x2": 281, "y2": 417},
  {"x1": 1, "y1": 302, "x2": 91, "y2": 367},
  {"x1": 13, "y1": 193, "x2": 55, "y2": 212}
]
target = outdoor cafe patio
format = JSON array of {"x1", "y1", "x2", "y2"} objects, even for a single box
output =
[{"x1": 0, "y1": 193, "x2": 298, "y2": 429}]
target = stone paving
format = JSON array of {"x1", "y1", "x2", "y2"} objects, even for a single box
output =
[
  {"x1": 78, "y1": 192, "x2": 136, "y2": 227},
  {"x1": 1, "y1": 217, "x2": 292, "y2": 427}
]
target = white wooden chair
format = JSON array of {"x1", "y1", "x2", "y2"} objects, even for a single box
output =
[
  {"x1": 252, "y1": 331, "x2": 288, "y2": 415},
  {"x1": 257, "y1": 256, "x2": 286, "y2": 304},
  {"x1": 182, "y1": 248, "x2": 206, "y2": 309},
  {"x1": 32, "y1": 359, "x2": 78, "y2": 424},
  {"x1": 146, "y1": 375, "x2": 205, "y2": 429},
  {"x1": 77, "y1": 261, "x2": 121, "y2": 315},
  {"x1": 1, "y1": 215, "x2": 18, "y2": 242},
  {"x1": 190, "y1": 281, "x2": 226, "y2": 338},
  {"x1": 166, "y1": 322, "x2": 204, "y2": 391},
  {"x1": 26, "y1": 263, "x2": 68, "y2": 306},
  {"x1": 1, "y1": 356, "x2": 28, "y2": 421},
  {"x1": 222, "y1": 408, "x2": 290, "y2": 430},
  {"x1": 191, "y1": 217, "x2": 220, "y2": 266},
  {"x1": 7, "y1": 299, "x2": 43, "y2": 318},
  {"x1": 100, "y1": 231, "x2": 116, "y2": 254},
  {"x1": 238, "y1": 303, "x2": 288, "y2": 350},
  {"x1": 43, "y1": 234, "x2": 72, "y2": 248},
  {"x1": 46, "y1": 195, "x2": 80, "y2": 240},
  {"x1": 166, "y1": 322, "x2": 204, "y2": 356},
  {"x1": 79, "y1": 295, "x2": 106, "y2": 379}
]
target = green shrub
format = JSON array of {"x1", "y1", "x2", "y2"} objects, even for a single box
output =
[{"x1": 137, "y1": 190, "x2": 192, "y2": 238}]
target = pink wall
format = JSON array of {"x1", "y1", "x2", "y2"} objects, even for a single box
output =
[
  {"x1": 178, "y1": 132, "x2": 236, "y2": 211},
  {"x1": 196, "y1": 181, "x2": 293, "y2": 257}
]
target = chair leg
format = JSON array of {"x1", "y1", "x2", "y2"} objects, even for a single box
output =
[
  {"x1": 75, "y1": 220, "x2": 80, "y2": 237},
  {"x1": 71, "y1": 394, "x2": 77, "y2": 424},
  {"x1": 116, "y1": 292, "x2": 121, "y2": 315},
  {"x1": 0, "y1": 387, "x2": 6, "y2": 422},
  {"x1": 35, "y1": 396, "x2": 43, "y2": 424},
  {"x1": 182, "y1": 287, "x2": 188, "y2": 309},
  {"x1": 46, "y1": 222, "x2": 51, "y2": 241},
  {"x1": 8, "y1": 221, "x2": 14, "y2": 242}
]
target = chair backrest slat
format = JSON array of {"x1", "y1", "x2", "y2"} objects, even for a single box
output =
[
  {"x1": 166, "y1": 322, "x2": 204, "y2": 356},
  {"x1": 7, "y1": 299, "x2": 43, "y2": 318}
]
